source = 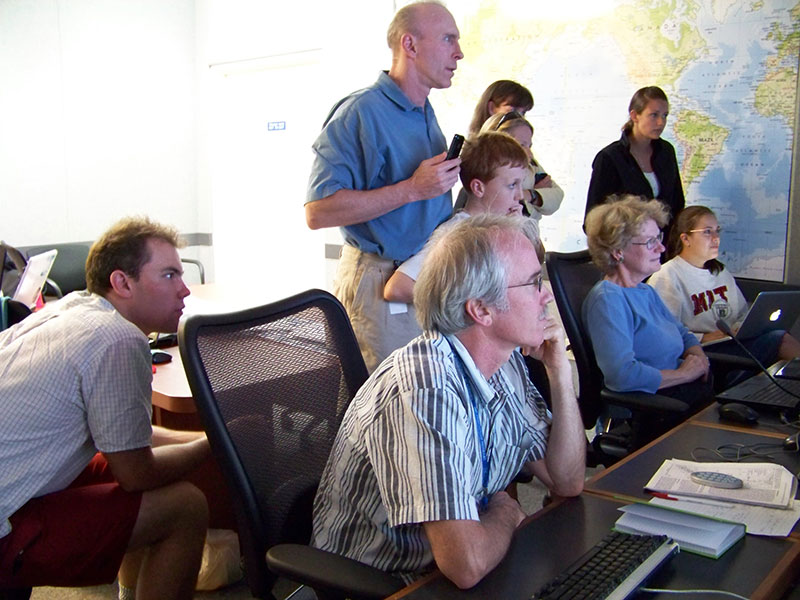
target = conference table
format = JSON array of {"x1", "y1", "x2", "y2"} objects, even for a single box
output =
[
  {"x1": 584, "y1": 421, "x2": 800, "y2": 538},
  {"x1": 150, "y1": 344, "x2": 201, "y2": 429},
  {"x1": 388, "y1": 407, "x2": 800, "y2": 600},
  {"x1": 150, "y1": 282, "x2": 284, "y2": 429}
]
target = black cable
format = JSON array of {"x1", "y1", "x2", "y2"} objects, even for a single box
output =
[
  {"x1": 716, "y1": 318, "x2": 800, "y2": 401},
  {"x1": 691, "y1": 442, "x2": 793, "y2": 462}
]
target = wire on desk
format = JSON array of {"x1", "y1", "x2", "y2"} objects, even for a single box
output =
[
  {"x1": 640, "y1": 588, "x2": 749, "y2": 599},
  {"x1": 691, "y1": 442, "x2": 791, "y2": 462},
  {"x1": 779, "y1": 412, "x2": 800, "y2": 431}
]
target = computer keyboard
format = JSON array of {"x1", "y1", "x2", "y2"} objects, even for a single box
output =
[{"x1": 530, "y1": 531, "x2": 679, "y2": 600}]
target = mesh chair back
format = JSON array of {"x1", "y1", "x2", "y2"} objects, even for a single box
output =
[
  {"x1": 179, "y1": 289, "x2": 367, "y2": 598},
  {"x1": 545, "y1": 250, "x2": 605, "y2": 428}
]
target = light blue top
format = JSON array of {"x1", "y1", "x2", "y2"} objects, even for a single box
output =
[
  {"x1": 582, "y1": 281, "x2": 699, "y2": 393},
  {"x1": 306, "y1": 72, "x2": 452, "y2": 261}
]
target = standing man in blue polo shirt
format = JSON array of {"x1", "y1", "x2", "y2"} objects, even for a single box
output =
[{"x1": 306, "y1": 1, "x2": 463, "y2": 371}]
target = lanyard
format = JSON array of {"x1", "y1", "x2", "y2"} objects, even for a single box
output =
[{"x1": 450, "y1": 341, "x2": 491, "y2": 511}]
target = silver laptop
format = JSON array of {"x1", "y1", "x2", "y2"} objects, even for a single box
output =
[
  {"x1": 702, "y1": 290, "x2": 800, "y2": 347},
  {"x1": 13, "y1": 249, "x2": 58, "y2": 309}
]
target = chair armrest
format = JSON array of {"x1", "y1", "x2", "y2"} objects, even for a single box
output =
[
  {"x1": 601, "y1": 389, "x2": 691, "y2": 415},
  {"x1": 44, "y1": 277, "x2": 63, "y2": 299},
  {"x1": 180, "y1": 257, "x2": 205, "y2": 284},
  {"x1": 266, "y1": 544, "x2": 404, "y2": 600}
]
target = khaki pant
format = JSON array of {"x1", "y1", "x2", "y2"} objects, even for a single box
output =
[{"x1": 333, "y1": 245, "x2": 422, "y2": 372}]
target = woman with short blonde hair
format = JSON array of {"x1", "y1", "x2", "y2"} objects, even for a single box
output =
[{"x1": 582, "y1": 195, "x2": 713, "y2": 442}]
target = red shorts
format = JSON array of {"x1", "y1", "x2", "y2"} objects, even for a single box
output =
[{"x1": 0, "y1": 454, "x2": 142, "y2": 587}]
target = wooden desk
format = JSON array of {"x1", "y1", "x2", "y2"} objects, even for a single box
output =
[
  {"x1": 151, "y1": 345, "x2": 201, "y2": 430},
  {"x1": 387, "y1": 494, "x2": 800, "y2": 600},
  {"x1": 150, "y1": 283, "x2": 284, "y2": 430}
]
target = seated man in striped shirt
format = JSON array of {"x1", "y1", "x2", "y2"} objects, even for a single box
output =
[{"x1": 312, "y1": 214, "x2": 586, "y2": 588}]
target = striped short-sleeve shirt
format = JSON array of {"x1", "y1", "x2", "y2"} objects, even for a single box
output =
[{"x1": 311, "y1": 331, "x2": 551, "y2": 581}]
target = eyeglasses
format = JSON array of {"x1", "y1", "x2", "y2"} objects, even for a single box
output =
[
  {"x1": 495, "y1": 111, "x2": 525, "y2": 130},
  {"x1": 508, "y1": 273, "x2": 543, "y2": 293},
  {"x1": 630, "y1": 231, "x2": 664, "y2": 251},
  {"x1": 688, "y1": 227, "x2": 723, "y2": 238}
]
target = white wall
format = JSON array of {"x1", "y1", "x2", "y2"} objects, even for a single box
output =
[
  {"x1": 0, "y1": 0, "x2": 204, "y2": 253},
  {"x1": 198, "y1": 0, "x2": 395, "y2": 299},
  {"x1": 0, "y1": 0, "x2": 395, "y2": 296}
]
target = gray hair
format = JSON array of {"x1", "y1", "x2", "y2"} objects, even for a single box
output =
[
  {"x1": 387, "y1": 1, "x2": 446, "y2": 51},
  {"x1": 584, "y1": 194, "x2": 668, "y2": 274},
  {"x1": 414, "y1": 214, "x2": 541, "y2": 334}
]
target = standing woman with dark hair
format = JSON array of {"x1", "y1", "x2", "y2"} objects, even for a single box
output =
[
  {"x1": 468, "y1": 80, "x2": 534, "y2": 136},
  {"x1": 585, "y1": 86, "x2": 685, "y2": 240}
]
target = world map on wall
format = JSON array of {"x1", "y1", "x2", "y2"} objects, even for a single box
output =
[{"x1": 436, "y1": 0, "x2": 800, "y2": 280}]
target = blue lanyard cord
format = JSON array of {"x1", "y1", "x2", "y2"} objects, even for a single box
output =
[{"x1": 451, "y1": 346, "x2": 491, "y2": 511}]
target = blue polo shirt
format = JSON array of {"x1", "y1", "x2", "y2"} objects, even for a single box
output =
[{"x1": 306, "y1": 71, "x2": 452, "y2": 261}]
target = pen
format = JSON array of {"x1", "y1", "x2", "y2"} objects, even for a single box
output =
[{"x1": 649, "y1": 491, "x2": 678, "y2": 501}]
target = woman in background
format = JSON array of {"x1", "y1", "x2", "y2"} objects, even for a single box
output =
[
  {"x1": 480, "y1": 111, "x2": 563, "y2": 221},
  {"x1": 583, "y1": 196, "x2": 711, "y2": 413},
  {"x1": 585, "y1": 86, "x2": 684, "y2": 240},
  {"x1": 648, "y1": 205, "x2": 800, "y2": 363},
  {"x1": 467, "y1": 80, "x2": 533, "y2": 136}
]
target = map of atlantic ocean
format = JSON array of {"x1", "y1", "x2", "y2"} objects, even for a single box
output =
[{"x1": 435, "y1": 0, "x2": 800, "y2": 280}]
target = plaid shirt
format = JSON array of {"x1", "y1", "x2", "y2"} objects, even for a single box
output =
[{"x1": 0, "y1": 292, "x2": 152, "y2": 538}]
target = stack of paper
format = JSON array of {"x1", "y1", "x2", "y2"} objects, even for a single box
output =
[
  {"x1": 644, "y1": 459, "x2": 797, "y2": 509},
  {"x1": 633, "y1": 459, "x2": 800, "y2": 539}
]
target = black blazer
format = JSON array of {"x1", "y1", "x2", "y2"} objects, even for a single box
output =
[{"x1": 585, "y1": 133, "x2": 685, "y2": 236}]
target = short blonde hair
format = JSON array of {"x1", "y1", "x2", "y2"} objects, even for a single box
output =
[
  {"x1": 480, "y1": 111, "x2": 534, "y2": 137},
  {"x1": 584, "y1": 195, "x2": 668, "y2": 274}
]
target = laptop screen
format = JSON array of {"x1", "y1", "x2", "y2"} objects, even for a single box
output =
[{"x1": 13, "y1": 249, "x2": 58, "y2": 309}]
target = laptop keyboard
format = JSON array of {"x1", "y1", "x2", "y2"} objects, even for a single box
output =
[
  {"x1": 719, "y1": 373, "x2": 800, "y2": 411},
  {"x1": 743, "y1": 381, "x2": 800, "y2": 408}
]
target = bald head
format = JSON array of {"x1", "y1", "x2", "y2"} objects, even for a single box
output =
[{"x1": 387, "y1": 1, "x2": 449, "y2": 52}]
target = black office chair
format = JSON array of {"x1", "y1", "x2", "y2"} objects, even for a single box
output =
[
  {"x1": 546, "y1": 250, "x2": 698, "y2": 461},
  {"x1": 0, "y1": 588, "x2": 32, "y2": 599},
  {"x1": 179, "y1": 289, "x2": 403, "y2": 600}
]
